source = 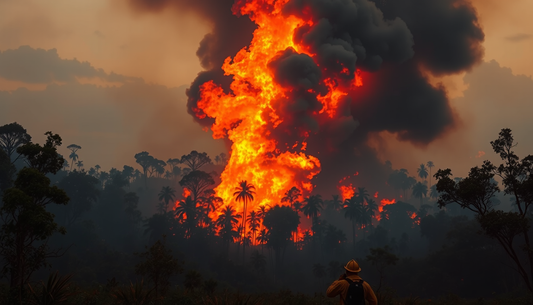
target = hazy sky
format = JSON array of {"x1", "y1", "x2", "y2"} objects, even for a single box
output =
[{"x1": 0, "y1": 0, "x2": 532, "y2": 178}]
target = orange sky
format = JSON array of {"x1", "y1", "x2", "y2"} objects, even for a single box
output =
[{"x1": 0, "y1": 0, "x2": 532, "y2": 176}]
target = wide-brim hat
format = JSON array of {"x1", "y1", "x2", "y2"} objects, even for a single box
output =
[{"x1": 344, "y1": 259, "x2": 361, "y2": 273}]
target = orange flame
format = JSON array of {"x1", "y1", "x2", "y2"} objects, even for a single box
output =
[
  {"x1": 339, "y1": 184, "x2": 356, "y2": 202},
  {"x1": 376, "y1": 198, "x2": 396, "y2": 221},
  {"x1": 195, "y1": 0, "x2": 361, "y2": 214},
  {"x1": 182, "y1": 188, "x2": 191, "y2": 199}
]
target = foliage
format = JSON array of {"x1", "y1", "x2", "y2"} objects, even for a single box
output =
[
  {"x1": 435, "y1": 128, "x2": 533, "y2": 291},
  {"x1": 0, "y1": 131, "x2": 69, "y2": 303},
  {"x1": 135, "y1": 236, "x2": 183, "y2": 298},
  {"x1": 0, "y1": 148, "x2": 16, "y2": 192},
  {"x1": 0, "y1": 122, "x2": 32, "y2": 161},
  {"x1": 180, "y1": 171, "x2": 215, "y2": 202},
  {"x1": 57, "y1": 171, "x2": 100, "y2": 226},
  {"x1": 180, "y1": 151, "x2": 212, "y2": 171},
  {"x1": 27, "y1": 272, "x2": 74, "y2": 305}
]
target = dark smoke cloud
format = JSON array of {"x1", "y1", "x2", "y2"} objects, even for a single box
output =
[
  {"x1": 127, "y1": 0, "x2": 484, "y2": 193},
  {"x1": 286, "y1": 0, "x2": 414, "y2": 75}
]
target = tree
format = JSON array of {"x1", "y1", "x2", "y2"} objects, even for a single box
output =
[
  {"x1": 215, "y1": 205, "x2": 241, "y2": 256},
  {"x1": 302, "y1": 195, "x2": 323, "y2": 222},
  {"x1": 435, "y1": 128, "x2": 533, "y2": 292},
  {"x1": 343, "y1": 196, "x2": 362, "y2": 248},
  {"x1": 325, "y1": 195, "x2": 343, "y2": 211},
  {"x1": 233, "y1": 180, "x2": 255, "y2": 262},
  {"x1": 180, "y1": 151, "x2": 212, "y2": 171},
  {"x1": 0, "y1": 132, "x2": 69, "y2": 303},
  {"x1": 134, "y1": 151, "x2": 153, "y2": 188},
  {"x1": 175, "y1": 197, "x2": 198, "y2": 238},
  {"x1": 355, "y1": 187, "x2": 370, "y2": 204},
  {"x1": 76, "y1": 160, "x2": 84, "y2": 171},
  {"x1": 427, "y1": 161, "x2": 435, "y2": 188},
  {"x1": 179, "y1": 171, "x2": 215, "y2": 203},
  {"x1": 157, "y1": 186, "x2": 176, "y2": 214},
  {"x1": 417, "y1": 163, "x2": 428, "y2": 181},
  {"x1": 263, "y1": 206, "x2": 300, "y2": 275},
  {"x1": 388, "y1": 169, "x2": 416, "y2": 198},
  {"x1": 247, "y1": 210, "x2": 260, "y2": 246},
  {"x1": 0, "y1": 148, "x2": 16, "y2": 192},
  {"x1": 412, "y1": 182, "x2": 428, "y2": 205},
  {"x1": 57, "y1": 171, "x2": 99, "y2": 226},
  {"x1": 366, "y1": 246, "x2": 399, "y2": 293},
  {"x1": 0, "y1": 122, "x2": 31, "y2": 162},
  {"x1": 66, "y1": 144, "x2": 81, "y2": 172},
  {"x1": 324, "y1": 225, "x2": 347, "y2": 255},
  {"x1": 135, "y1": 236, "x2": 183, "y2": 299},
  {"x1": 281, "y1": 186, "x2": 301, "y2": 210}
]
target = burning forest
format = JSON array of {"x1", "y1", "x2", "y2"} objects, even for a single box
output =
[{"x1": 6, "y1": 0, "x2": 533, "y2": 303}]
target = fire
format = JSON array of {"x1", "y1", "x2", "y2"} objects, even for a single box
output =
[
  {"x1": 339, "y1": 184, "x2": 355, "y2": 202},
  {"x1": 182, "y1": 188, "x2": 191, "y2": 199},
  {"x1": 195, "y1": 0, "x2": 361, "y2": 213},
  {"x1": 376, "y1": 198, "x2": 396, "y2": 221}
]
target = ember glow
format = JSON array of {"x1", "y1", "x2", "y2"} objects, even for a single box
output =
[
  {"x1": 195, "y1": 0, "x2": 363, "y2": 213},
  {"x1": 339, "y1": 184, "x2": 356, "y2": 202}
]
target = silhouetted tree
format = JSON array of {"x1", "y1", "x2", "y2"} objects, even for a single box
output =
[
  {"x1": 302, "y1": 195, "x2": 323, "y2": 223},
  {"x1": 281, "y1": 186, "x2": 301, "y2": 210},
  {"x1": 233, "y1": 180, "x2": 255, "y2": 262},
  {"x1": 175, "y1": 196, "x2": 198, "y2": 238},
  {"x1": 263, "y1": 206, "x2": 299, "y2": 275},
  {"x1": 343, "y1": 196, "x2": 362, "y2": 248},
  {"x1": 67, "y1": 144, "x2": 81, "y2": 172},
  {"x1": 135, "y1": 236, "x2": 183, "y2": 299},
  {"x1": 0, "y1": 148, "x2": 16, "y2": 192},
  {"x1": 179, "y1": 171, "x2": 215, "y2": 203},
  {"x1": 134, "y1": 151, "x2": 153, "y2": 188},
  {"x1": 250, "y1": 250, "x2": 266, "y2": 273},
  {"x1": 215, "y1": 205, "x2": 241, "y2": 256},
  {"x1": 57, "y1": 171, "x2": 99, "y2": 226},
  {"x1": 325, "y1": 195, "x2": 342, "y2": 211},
  {"x1": 0, "y1": 122, "x2": 31, "y2": 162},
  {"x1": 417, "y1": 163, "x2": 428, "y2": 181},
  {"x1": 435, "y1": 128, "x2": 533, "y2": 292},
  {"x1": 157, "y1": 186, "x2": 176, "y2": 214},
  {"x1": 427, "y1": 161, "x2": 435, "y2": 187},
  {"x1": 180, "y1": 151, "x2": 211, "y2": 171},
  {"x1": 0, "y1": 132, "x2": 68, "y2": 303},
  {"x1": 412, "y1": 182, "x2": 428, "y2": 205}
]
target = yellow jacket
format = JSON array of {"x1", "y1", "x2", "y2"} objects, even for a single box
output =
[{"x1": 326, "y1": 274, "x2": 378, "y2": 305}]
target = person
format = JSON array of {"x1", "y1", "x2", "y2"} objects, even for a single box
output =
[{"x1": 326, "y1": 259, "x2": 378, "y2": 305}]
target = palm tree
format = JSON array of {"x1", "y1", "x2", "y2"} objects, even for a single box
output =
[
  {"x1": 76, "y1": 160, "x2": 83, "y2": 171},
  {"x1": 326, "y1": 195, "x2": 343, "y2": 211},
  {"x1": 430, "y1": 184, "x2": 439, "y2": 200},
  {"x1": 158, "y1": 186, "x2": 176, "y2": 214},
  {"x1": 426, "y1": 161, "x2": 435, "y2": 188},
  {"x1": 67, "y1": 144, "x2": 81, "y2": 172},
  {"x1": 281, "y1": 186, "x2": 301, "y2": 210},
  {"x1": 175, "y1": 196, "x2": 197, "y2": 238},
  {"x1": 256, "y1": 229, "x2": 268, "y2": 254},
  {"x1": 412, "y1": 182, "x2": 428, "y2": 205},
  {"x1": 355, "y1": 187, "x2": 370, "y2": 204},
  {"x1": 233, "y1": 180, "x2": 256, "y2": 262},
  {"x1": 215, "y1": 205, "x2": 241, "y2": 256},
  {"x1": 247, "y1": 210, "x2": 260, "y2": 246},
  {"x1": 343, "y1": 196, "x2": 362, "y2": 248},
  {"x1": 417, "y1": 164, "x2": 429, "y2": 182},
  {"x1": 301, "y1": 195, "x2": 323, "y2": 222}
]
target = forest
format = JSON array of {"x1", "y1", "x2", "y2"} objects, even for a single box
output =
[{"x1": 0, "y1": 122, "x2": 532, "y2": 305}]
